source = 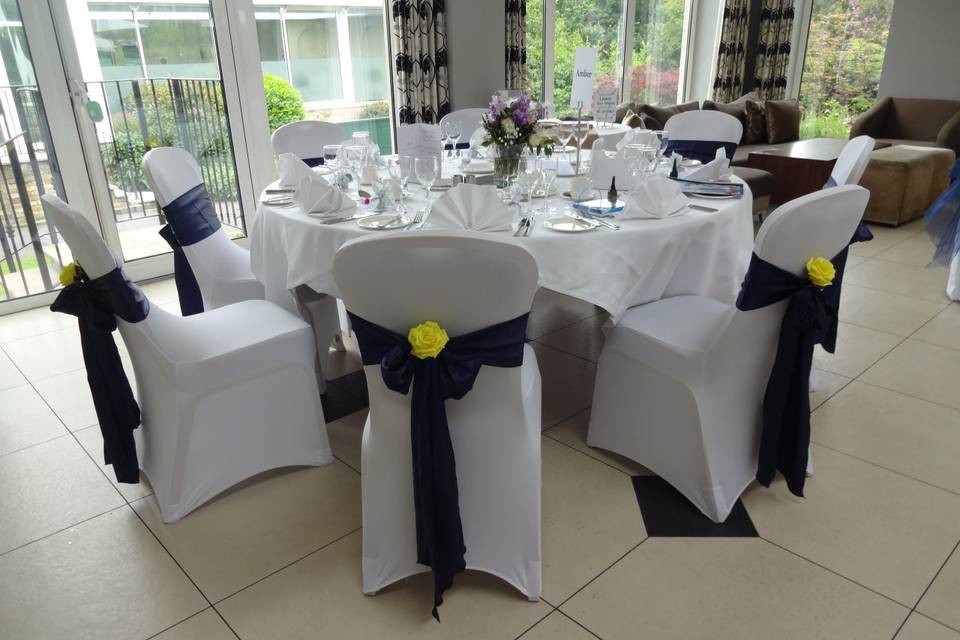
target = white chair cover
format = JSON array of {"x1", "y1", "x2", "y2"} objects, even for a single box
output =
[
  {"x1": 271, "y1": 120, "x2": 346, "y2": 162},
  {"x1": 664, "y1": 110, "x2": 743, "y2": 144},
  {"x1": 42, "y1": 194, "x2": 332, "y2": 523},
  {"x1": 141, "y1": 147, "x2": 264, "y2": 310},
  {"x1": 439, "y1": 108, "x2": 489, "y2": 143},
  {"x1": 587, "y1": 186, "x2": 869, "y2": 522},
  {"x1": 332, "y1": 231, "x2": 542, "y2": 601},
  {"x1": 831, "y1": 135, "x2": 876, "y2": 186}
]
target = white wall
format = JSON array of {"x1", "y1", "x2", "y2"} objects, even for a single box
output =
[
  {"x1": 445, "y1": 0, "x2": 505, "y2": 109},
  {"x1": 878, "y1": 0, "x2": 960, "y2": 100}
]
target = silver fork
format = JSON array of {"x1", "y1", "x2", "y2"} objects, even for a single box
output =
[{"x1": 403, "y1": 207, "x2": 426, "y2": 230}]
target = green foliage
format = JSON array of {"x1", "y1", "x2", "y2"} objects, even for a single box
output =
[
  {"x1": 525, "y1": 0, "x2": 685, "y2": 115},
  {"x1": 359, "y1": 100, "x2": 390, "y2": 119},
  {"x1": 799, "y1": 0, "x2": 894, "y2": 139},
  {"x1": 263, "y1": 72, "x2": 305, "y2": 131}
]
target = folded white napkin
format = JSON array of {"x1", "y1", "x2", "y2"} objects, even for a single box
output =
[
  {"x1": 429, "y1": 183, "x2": 513, "y2": 232},
  {"x1": 683, "y1": 148, "x2": 732, "y2": 182},
  {"x1": 539, "y1": 155, "x2": 575, "y2": 176},
  {"x1": 589, "y1": 139, "x2": 637, "y2": 190},
  {"x1": 278, "y1": 153, "x2": 319, "y2": 189},
  {"x1": 293, "y1": 176, "x2": 356, "y2": 215},
  {"x1": 616, "y1": 128, "x2": 659, "y2": 151},
  {"x1": 622, "y1": 176, "x2": 688, "y2": 219}
]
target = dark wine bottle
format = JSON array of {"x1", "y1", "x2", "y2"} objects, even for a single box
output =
[{"x1": 669, "y1": 156, "x2": 679, "y2": 179}]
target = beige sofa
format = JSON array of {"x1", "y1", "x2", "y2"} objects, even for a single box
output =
[
  {"x1": 850, "y1": 97, "x2": 960, "y2": 155},
  {"x1": 860, "y1": 145, "x2": 956, "y2": 226}
]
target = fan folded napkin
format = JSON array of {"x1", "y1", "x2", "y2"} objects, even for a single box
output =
[
  {"x1": 683, "y1": 147, "x2": 731, "y2": 182},
  {"x1": 278, "y1": 153, "x2": 320, "y2": 189},
  {"x1": 293, "y1": 176, "x2": 356, "y2": 215},
  {"x1": 429, "y1": 184, "x2": 513, "y2": 232},
  {"x1": 621, "y1": 176, "x2": 688, "y2": 219},
  {"x1": 616, "y1": 128, "x2": 659, "y2": 151}
]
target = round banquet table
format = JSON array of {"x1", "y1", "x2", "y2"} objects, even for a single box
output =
[{"x1": 250, "y1": 174, "x2": 754, "y2": 323}]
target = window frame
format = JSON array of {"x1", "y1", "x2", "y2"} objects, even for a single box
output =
[{"x1": 533, "y1": 0, "x2": 696, "y2": 111}]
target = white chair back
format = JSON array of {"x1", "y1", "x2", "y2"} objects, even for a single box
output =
[
  {"x1": 439, "y1": 108, "x2": 488, "y2": 141},
  {"x1": 755, "y1": 184, "x2": 869, "y2": 277},
  {"x1": 141, "y1": 147, "x2": 203, "y2": 207},
  {"x1": 271, "y1": 120, "x2": 346, "y2": 161},
  {"x1": 830, "y1": 135, "x2": 875, "y2": 186},
  {"x1": 41, "y1": 194, "x2": 117, "y2": 279},
  {"x1": 332, "y1": 231, "x2": 538, "y2": 337},
  {"x1": 664, "y1": 110, "x2": 743, "y2": 144}
]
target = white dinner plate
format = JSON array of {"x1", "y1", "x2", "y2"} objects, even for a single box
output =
[
  {"x1": 357, "y1": 213, "x2": 411, "y2": 230},
  {"x1": 529, "y1": 184, "x2": 560, "y2": 199},
  {"x1": 261, "y1": 196, "x2": 294, "y2": 207},
  {"x1": 461, "y1": 161, "x2": 494, "y2": 174},
  {"x1": 542, "y1": 214, "x2": 598, "y2": 233}
]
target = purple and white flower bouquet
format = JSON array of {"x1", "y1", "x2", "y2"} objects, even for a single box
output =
[{"x1": 481, "y1": 93, "x2": 553, "y2": 185}]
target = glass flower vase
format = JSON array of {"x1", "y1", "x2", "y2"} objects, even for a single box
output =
[{"x1": 492, "y1": 144, "x2": 525, "y2": 188}]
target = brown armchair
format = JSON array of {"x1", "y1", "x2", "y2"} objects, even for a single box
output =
[{"x1": 850, "y1": 97, "x2": 960, "y2": 155}]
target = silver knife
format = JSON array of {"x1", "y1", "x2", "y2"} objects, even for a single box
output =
[{"x1": 576, "y1": 211, "x2": 620, "y2": 230}]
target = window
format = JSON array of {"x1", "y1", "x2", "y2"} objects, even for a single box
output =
[
  {"x1": 798, "y1": 0, "x2": 895, "y2": 139},
  {"x1": 526, "y1": 0, "x2": 691, "y2": 116},
  {"x1": 630, "y1": 0, "x2": 685, "y2": 105},
  {"x1": 252, "y1": 2, "x2": 392, "y2": 153}
]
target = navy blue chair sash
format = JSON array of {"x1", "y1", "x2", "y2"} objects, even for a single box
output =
[
  {"x1": 348, "y1": 311, "x2": 530, "y2": 620},
  {"x1": 159, "y1": 183, "x2": 221, "y2": 316},
  {"x1": 664, "y1": 139, "x2": 738, "y2": 164},
  {"x1": 736, "y1": 248, "x2": 848, "y2": 497},
  {"x1": 302, "y1": 157, "x2": 325, "y2": 167},
  {"x1": 443, "y1": 142, "x2": 471, "y2": 151},
  {"x1": 924, "y1": 158, "x2": 960, "y2": 265},
  {"x1": 823, "y1": 176, "x2": 874, "y2": 243},
  {"x1": 50, "y1": 264, "x2": 149, "y2": 484}
]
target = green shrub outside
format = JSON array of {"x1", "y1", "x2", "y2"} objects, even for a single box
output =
[{"x1": 263, "y1": 73, "x2": 305, "y2": 132}]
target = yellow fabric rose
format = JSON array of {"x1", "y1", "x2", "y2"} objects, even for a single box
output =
[
  {"x1": 408, "y1": 321, "x2": 449, "y2": 360},
  {"x1": 805, "y1": 256, "x2": 835, "y2": 288},
  {"x1": 59, "y1": 262, "x2": 79, "y2": 288}
]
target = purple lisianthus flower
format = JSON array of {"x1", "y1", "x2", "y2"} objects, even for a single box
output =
[{"x1": 512, "y1": 108, "x2": 529, "y2": 128}]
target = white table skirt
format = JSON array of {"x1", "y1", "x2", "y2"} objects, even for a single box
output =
[{"x1": 249, "y1": 178, "x2": 755, "y2": 322}]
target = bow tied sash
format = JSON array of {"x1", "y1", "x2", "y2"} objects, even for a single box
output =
[
  {"x1": 348, "y1": 312, "x2": 529, "y2": 620},
  {"x1": 158, "y1": 183, "x2": 222, "y2": 316},
  {"x1": 664, "y1": 139, "x2": 738, "y2": 164},
  {"x1": 51, "y1": 265, "x2": 149, "y2": 483},
  {"x1": 736, "y1": 249, "x2": 848, "y2": 496}
]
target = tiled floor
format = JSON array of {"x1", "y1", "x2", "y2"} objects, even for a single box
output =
[{"x1": 1, "y1": 218, "x2": 959, "y2": 639}]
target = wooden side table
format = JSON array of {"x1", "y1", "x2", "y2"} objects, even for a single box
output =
[{"x1": 746, "y1": 138, "x2": 848, "y2": 206}]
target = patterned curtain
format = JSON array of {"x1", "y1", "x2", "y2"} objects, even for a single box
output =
[
  {"x1": 391, "y1": 0, "x2": 451, "y2": 124},
  {"x1": 505, "y1": 0, "x2": 526, "y2": 90},
  {"x1": 712, "y1": 0, "x2": 751, "y2": 103},
  {"x1": 753, "y1": 0, "x2": 794, "y2": 99}
]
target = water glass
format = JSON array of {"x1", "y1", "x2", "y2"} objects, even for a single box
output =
[
  {"x1": 516, "y1": 156, "x2": 541, "y2": 214},
  {"x1": 540, "y1": 159, "x2": 558, "y2": 215},
  {"x1": 387, "y1": 154, "x2": 412, "y2": 211},
  {"x1": 414, "y1": 156, "x2": 439, "y2": 199},
  {"x1": 323, "y1": 144, "x2": 341, "y2": 167}
]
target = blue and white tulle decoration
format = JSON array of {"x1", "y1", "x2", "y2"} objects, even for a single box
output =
[{"x1": 925, "y1": 159, "x2": 960, "y2": 267}]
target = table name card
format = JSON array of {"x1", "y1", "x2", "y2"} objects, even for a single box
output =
[
  {"x1": 593, "y1": 89, "x2": 618, "y2": 124},
  {"x1": 397, "y1": 123, "x2": 443, "y2": 175},
  {"x1": 570, "y1": 47, "x2": 598, "y2": 110}
]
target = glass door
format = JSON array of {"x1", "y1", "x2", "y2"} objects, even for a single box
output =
[
  {"x1": 48, "y1": 0, "x2": 253, "y2": 266},
  {"x1": 0, "y1": 0, "x2": 86, "y2": 309}
]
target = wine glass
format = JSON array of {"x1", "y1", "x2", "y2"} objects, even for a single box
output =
[
  {"x1": 440, "y1": 120, "x2": 452, "y2": 158},
  {"x1": 448, "y1": 121, "x2": 463, "y2": 159},
  {"x1": 623, "y1": 143, "x2": 646, "y2": 185},
  {"x1": 572, "y1": 121, "x2": 589, "y2": 173},
  {"x1": 653, "y1": 130, "x2": 670, "y2": 167},
  {"x1": 516, "y1": 155, "x2": 541, "y2": 215},
  {"x1": 415, "y1": 156, "x2": 439, "y2": 202},
  {"x1": 343, "y1": 145, "x2": 367, "y2": 196},
  {"x1": 323, "y1": 144, "x2": 341, "y2": 168},
  {"x1": 641, "y1": 144, "x2": 659, "y2": 176},
  {"x1": 387, "y1": 154, "x2": 412, "y2": 212}
]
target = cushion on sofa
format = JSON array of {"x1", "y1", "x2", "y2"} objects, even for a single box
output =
[
  {"x1": 743, "y1": 100, "x2": 768, "y2": 144},
  {"x1": 622, "y1": 110, "x2": 646, "y2": 128},
  {"x1": 766, "y1": 100, "x2": 801, "y2": 144},
  {"x1": 702, "y1": 91, "x2": 759, "y2": 139},
  {"x1": 640, "y1": 101, "x2": 699, "y2": 130}
]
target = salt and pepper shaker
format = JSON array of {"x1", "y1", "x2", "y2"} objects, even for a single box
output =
[{"x1": 607, "y1": 176, "x2": 618, "y2": 207}]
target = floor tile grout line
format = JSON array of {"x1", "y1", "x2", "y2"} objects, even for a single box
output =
[
  {"x1": 542, "y1": 425, "x2": 641, "y2": 479},
  {"x1": 0, "y1": 503, "x2": 131, "y2": 559},
  {"x1": 809, "y1": 370, "x2": 858, "y2": 412},
  {"x1": 142, "y1": 607, "x2": 240, "y2": 640},
  {"x1": 512, "y1": 606, "x2": 559, "y2": 640},
  {"x1": 557, "y1": 609, "x2": 604, "y2": 639},
  {"x1": 0, "y1": 430, "x2": 71, "y2": 460},
  {"x1": 905, "y1": 537, "x2": 960, "y2": 632},
  {"x1": 532, "y1": 336, "x2": 600, "y2": 366},
  {"x1": 757, "y1": 536, "x2": 916, "y2": 611},
  {"x1": 527, "y1": 308, "x2": 604, "y2": 342},
  {"x1": 808, "y1": 439, "x2": 960, "y2": 499},
  {"x1": 852, "y1": 376, "x2": 960, "y2": 414},
  {"x1": 211, "y1": 525, "x2": 363, "y2": 606},
  {"x1": 554, "y1": 538, "x2": 649, "y2": 611},
  {"x1": 818, "y1": 328, "x2": 910, "y2": 382}
]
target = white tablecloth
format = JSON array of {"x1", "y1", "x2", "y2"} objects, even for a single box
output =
[{"x1": 250, "y1": 178, "x2": 754, "y2": 322}]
